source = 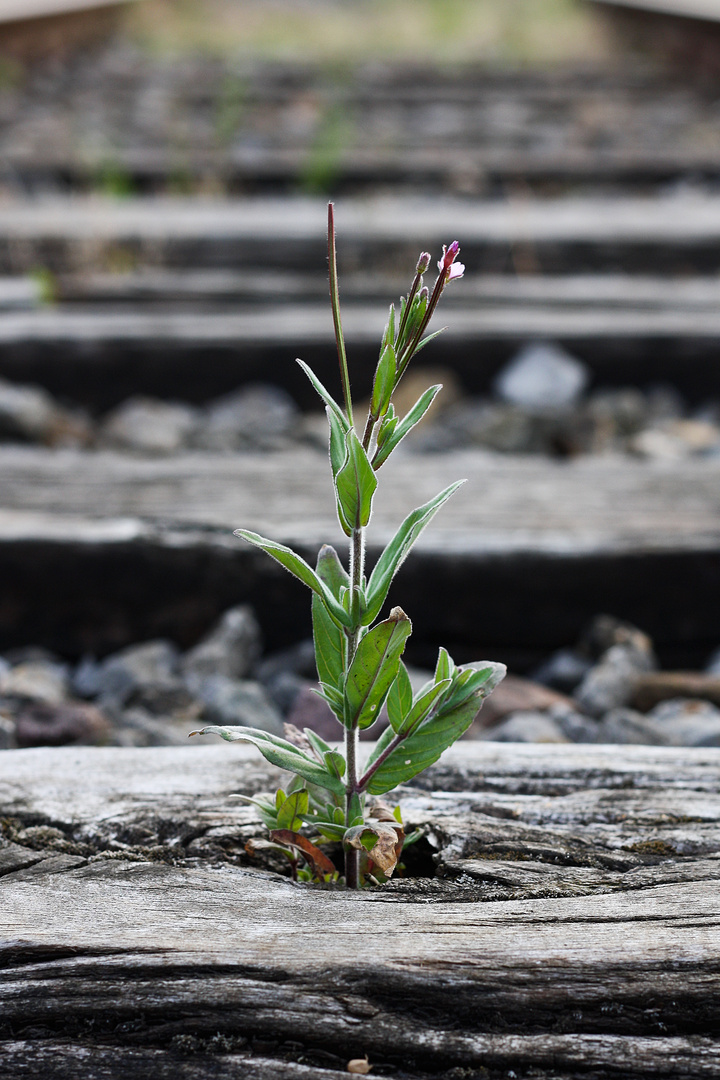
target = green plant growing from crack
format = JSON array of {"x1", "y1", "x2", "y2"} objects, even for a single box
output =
[{"x1": 191, "y1": 205, "x2": 505, "y2": 888}]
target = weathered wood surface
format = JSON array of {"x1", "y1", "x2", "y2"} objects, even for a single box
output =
[
  {"x1": 56, "y1": 269, "x2": 720, "y2": 311},
  {"x1": 6, "y1": 302, "x2": 720, "y2": 404},
  {"x1": 2, "y1": 446, "x2": 720, "y2": 555},
  {"x1": 4, "y1": 58, "x2": 720, "y2": 195},
  {"x1": 7, "y1": 195, "x2": 720, "y2": 264},
  {"x1": 2, "y1": 742, "x2": 720, "y2": 1078},
  {"x1": 0, "y1": 447, "x2": 719, "y2": 663}
]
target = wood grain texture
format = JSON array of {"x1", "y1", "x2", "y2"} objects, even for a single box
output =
[
  {"x1": 1, "y1": 743, "x2": 720, "y2": 1078},
  {"x1": 0, "y1": 446, "x2": 718, "y2": 555}
]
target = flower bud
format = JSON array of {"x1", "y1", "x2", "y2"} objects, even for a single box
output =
[{"x1": 416, "y1": 251, "x2": 431, "y2": 274}]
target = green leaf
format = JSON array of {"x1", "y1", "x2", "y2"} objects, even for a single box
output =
[
  {"x1": 362, "y1": 662, "x2": 506, "y2": 795},
  {"x1": 435, "y1": 647, "x2": 454, "y2": 684},
  {"x1": 296, "y1": 358, "x2": 349, "y2": 430},
  {"x1": 344, "y1": 608, "x2": 412, "y2": 730},
  {"x1": 277, "y1": 789, "x2": 309, "y2": 831},
  {"x1": 313, "y1": 684, "x2": 345, "y2": 723},
  {"x1": 363, "y1": 696, "x2": 480, "y2": 795},
  {"x1": 304, "y1": 728, "x2": 334, "y2": 759},
  {"x1": 386, "y1": 661, "x2": 413, "y2": 733},
  {"x1": 362, "y1": 480, "x2": 465, "y2": 625},
  {"x1": 372, "y1": 384, "x2": 442, "y2": 469},
  {"x1": 370, "y1": 342, "x2": 396, "y2": 420},
  {"x1": 312, "y1": 820, "x2": 347, "y2": 841},
  {"x1": 234, "y1": 529, "x2": 352, "y2": 629},
  {"x1": 316, "y1": 544, "x2": 349, "y2": 597},
  {"x1": 381, "y1": 303, "x2": 396, "y2": 353},
  {"x1": 412, "y1": 327, "x2": 446, "y2": 358},
  {"x1": 327, "y1": 406, "x2": 348, "y2": 485},
  {"x1": 189, "y1": 725, "x2": 345, "y2": 796},
  {"x1": 312, "y1": 547, "x2": 347, "y2": 688},
  {"x1": 335, "y1": 428, "x2": 378, "y2": 535},
  {"x1": 376, "y1": 408, "x2": 398, "y2": 450},
  {"x1": 442, "y1": 662, "x2": 507, "y2": 712},
  {"x1": 395, "y1": 677, "x2": 452, "y2": 736},
  {"x1": 323, "y1": 749, "x2": 346, "y2": 780}
]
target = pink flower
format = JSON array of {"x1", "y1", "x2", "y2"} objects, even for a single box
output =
[{"x1": 438, "y1": 241, "x2": 464, "y2": 281}]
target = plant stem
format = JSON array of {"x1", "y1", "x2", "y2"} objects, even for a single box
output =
[
  {"x1": 328, "y1": 202, "x2": 353, "y2": 426},
  {"x1": 344, "y1": 522, "x2": 365, "y2": 889}
]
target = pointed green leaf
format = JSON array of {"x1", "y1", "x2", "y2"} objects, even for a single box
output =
[
  {"x1": 327, "y1": 405, "x2": 348, "y2": 484},
  {"x1": 315, "y1": 543, "x2": 349, "y2": 597},
  {"x1": 313, "y1": 820, "x2": 347, "y2": 841},
  {"x1": 234, "y1": 529, "x2": 352, "y2": 628},
  {"x1": 412, "y1": 327, "x2": 446, "y2": 358},
  {"x1": 435, "y1": 647, "x2": 453, "y2": 684},
  {"x1": 442, "y1": 662, "x2": 507, "y2": 712},
  {"x1": 362, "y1": 663, "x2": 506, "y2": 794},
  {"x1": 370, "y1": 342, "x2": 396, "y2": 420},
  {"x1": 335, "y1": 428, "x2": 378, "y2": 533},
  {"x1": 277, "y1": 789, "x2": 309, "y2": 831},
  {"x1": 312, "y1": 599, "x2": 345, "y2": 689},
  {"x1": 372, "y1": 384, "x2": 442, "y2": 469},
  {"x1": 386, "y1": 661, "x2": 413, "y2": 733},
  {"x1": 376, "y1": 408, "x2": 398, "y2": 451},
  {"x1": 381, "y1": 303, "x2": 396, "y2": 353},
  {"x1": 312, "y1": 546, "x2": 347, "y2": 689},
  {"x1": 362, "y1": 480, "x2": 465, "y2": 625},
  {"x1": 297, "y1": 358, "x2": 349, "y2": 430},
  {"x1": 344, "y1": 607, "x2": 412, "y2": 730},
  {"x1": 315, "y1": 682, "x2": 344, "y2": 714},
  {"x1": 363, "y1": 697, "x2": 480, "y2": 795},
  {"x1": 396, "y1": 677, "x2": 451, "y2": 736},
  {"x1": 323, "y1": 749, "x2": 346, "y2": 780},
  {"x1": 189, "y1": 725, "x2": 346, "y2": 796},
  {"x1": 304, "y1": 728, "x2": 334, "y2": 759}
]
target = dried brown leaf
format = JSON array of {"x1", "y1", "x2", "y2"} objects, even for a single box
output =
[{"x1": 269, "y1": 829, "x2": 336, "y2": 879}]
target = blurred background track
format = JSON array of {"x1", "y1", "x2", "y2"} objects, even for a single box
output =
[{"x1": 0, "y1": 0, "x2": 719, "y2": 668}]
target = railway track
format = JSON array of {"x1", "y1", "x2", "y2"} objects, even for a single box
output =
[
  {"x1": 2, "y1": 49, "x2": 720, "y2": 195},
  {"x1": 0, "y1": 56, "x2": 716, "y2": 669}
]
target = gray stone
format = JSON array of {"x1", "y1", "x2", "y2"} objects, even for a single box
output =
[
  {"x1": 285, "y1": 682, "x2": 341, "y2": 742},
  {"x1": 594, "y1": 708, "x2": 668, "y2": 745},
  {"x1": 193, "y1": 675, "x2": 284, "y2": 735},
  {"x1": 579, "y1": 615, "x2": 656, "y2": 663},
  {"x1": 551, "y1": 706, "x2": 599, "y2": 743},
  {"x1": 72, "y1": 656, "x2": 104, "y2": 698},
  {"x1": 480, "y1": 711, "x2": 569, "y2": 743},
  {"x1": 646, "y1": 698, "x2": 720, "y2": 747},
  {"x1": 96, "y1": 640, "x2": 180, "y2": 706},
  {"x1": 129, "y1": 681, "x2": 203, "y2": 721},
  {"x1": 256, "y1": 639, "x2": 317, "y2": 683},
  {"x1": 434, "y1": 400, "x2": 540, "y2": 454},
  {"x1": 493, "y1": 341, "x2": 589, "y2": 410},
  {"x1": 262, "y1": 670, "x2": 308, "y2": 714},
  {"x1": 0, "y1": 377, "x2": 81, "y2": 445},
  {"x1": 0, "y1": 661, "x2": 69, "y2": 704},
  {"x1": 532, "y1": 649, "x2": 592, "y2": 694},
  {"x1": 574, "y1": 644, "x2": 652, "y2": 718},
  {"x1": 584, "y1": 389, "x2": 649, "y2": 452},
  {"x1": 182, "y1": 606, "x2": 261, "y2": 682},
  {"x1": 0, "y1": 711, "x2": 16, "y2": 749},
  {"x1": 110, "y1": 708, "x2": 191, "y2": 747},
  {"x1": 101, "y1": 397, "x2": 200, "y2": 455},
  {"x1": 196, "y1": 384, "x2": 299, "y2": 451},
  {"x1": 13, "y1": 700, "x2": 111, "y2": 747}
]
